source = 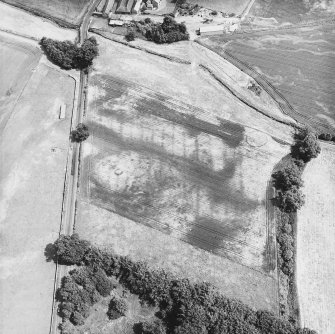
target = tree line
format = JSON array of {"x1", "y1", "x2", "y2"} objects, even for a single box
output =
[
  {"x1": 46, "y1": 234, "x2": 317, "y2": 334},
  {"x1": 40, "y1": 37, "x2": 99, "y2": 70}
]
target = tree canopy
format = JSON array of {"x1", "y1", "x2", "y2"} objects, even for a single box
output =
[{"x1": 40, "y1": 37, "x2": 98, "y2": 70}]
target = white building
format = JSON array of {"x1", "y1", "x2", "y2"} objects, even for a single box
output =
[
  {"x1": 109, "y1": 19, "x2": 124, "y2": 26},
  {"x1": 199, "y1": 25, "x2": 225, "y2": 36},
  {"x1": 59, "y1": 104, "x2": 66, "y2": 119}
]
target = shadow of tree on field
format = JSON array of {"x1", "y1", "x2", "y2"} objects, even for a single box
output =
[{"x1": 44, "y1": 243, "x2": 57, "y2": 262}]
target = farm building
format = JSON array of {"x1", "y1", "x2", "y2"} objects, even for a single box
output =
[
  {"x1": 109, "y1": 19, "x2": 124, "y2": 26},
  {"x1": 132, "y1": 0, "x2": 142, "y2": 13},
  {"x1": 115, "y1": 0, "x2": 136, "y2": 13},
  {"x1": 199, "y1": 25, "x2": 225, "y2": 36},
  {"x1": 229, "y1": 23, "x2": 240, "y2": 32}
]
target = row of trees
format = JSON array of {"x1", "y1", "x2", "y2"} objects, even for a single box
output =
[
  {"x1": 48, "y1": 234, "x2": 317, "y2": 334},
  {"x1": 40, "y1": 37, "x2": 99, "y2": 70},
  {"x1": 134, "y1": 16, "x2": 189, "y2": 44},
  {"x1": 272, "y1": 128, "x2": 320, "y2": 213}
]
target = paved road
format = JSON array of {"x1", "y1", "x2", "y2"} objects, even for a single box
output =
[{"x1": 48, "y1": 2, "x2": 99, "y2": 333}]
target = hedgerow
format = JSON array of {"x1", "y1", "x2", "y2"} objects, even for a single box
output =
[
  {"x1": 318, "y1": 133, "x2": 334, "y2": 141},
  {"x1": 273, "y1": 128, "x2": 320, "y2": 214},
  {"x1": 134, "y1": 16, "x2": 189, "y2": 44},
  {"x1": 134, "y1": 319, "x2": 167, "y2": 334},
  {"x1": 40, "y1": 37, "x2": 98, "y2": 70},
  {"x1": 50, "y1": 235, "x2": 317, "y2": 334}
]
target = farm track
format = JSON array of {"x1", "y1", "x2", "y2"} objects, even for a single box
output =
[
  {"x1": 89, "y1": 131, "x2": 264, "y2": 224},
  {"x1": 236, "y1": 17, "x2": 335, "y2": 36},
  {"x1": 48, "y1": 1, "x2": 100, "y2": 333}
]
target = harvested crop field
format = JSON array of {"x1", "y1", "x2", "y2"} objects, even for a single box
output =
[
  {"x1": 296, "y1": 142, "x2": 335, "y2": 334},
  {"x1": 80, "y1": 75, "x2": 287, "y2": 270},
  {"x1": 0, "y1": 45, "x2": 75, "y2": 333},
  {"x1": 199, "y1": 24, "x2": 335, "y2": 132},
  {"x1": 249, "y1": 0, "x2": 335, "y2": 24},
  {"x1": 189, "y1": 0, "x2": 250, "y2": 14},
  {"x1": 2, "y1": 0, "x2": 91, "y2": 26},
  {"x1": 0, "y1": 2, "x2": 77, "y2": 41},
  {"x1": 0, "y1": 34, "x2": 41, "y2": 134}
]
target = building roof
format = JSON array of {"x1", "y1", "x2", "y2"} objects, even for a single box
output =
[
  {"x1": 109, "y1": 19, "x2": 124, "y2": 26},
  {"x1": 115, "y1": 0, "x2": 136, "y2": 13},
  {"x1": 199, "y1": 25, "x2": 225, "y2": 33}
]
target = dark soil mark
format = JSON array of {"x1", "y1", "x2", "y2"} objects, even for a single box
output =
[
  {"x1": 186, "y1": 216, "x2": 246, "y2": 258},
  {"x1": 89, "y1": 122, "x2": 259, "y2": 212}
]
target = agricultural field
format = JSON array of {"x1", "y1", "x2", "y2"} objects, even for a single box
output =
[
  {"x1": 0, "y1": 34, "x2": 75, "y2": 334},
  {"x1": 1, "y1": 0, "x2": 91, "y2": 26},
  {"x1": 0, "y1": 2, "x2": 77, "y2": 41},
  {"x1": 189, "y1": 0, "x2": 251, "y2": 15},
  {"x1": 199, "y1": 24, "x2": 335, "y2": 132},
  {"x1": 296, "y1": 142, "x2": 335, "y2": 334},
  {"x1": 249, "y1": 0, "x2": 335, "y2": 24},
  {"x1": 74, "y1": 34, "x2": 296, "y2": 314},
  {"x1": 0, "y1": 33, "x2": 41, "y2": 135}
]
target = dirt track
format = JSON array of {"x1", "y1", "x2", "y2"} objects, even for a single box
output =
[{"x1": 297, "y1": 142, "x2": 335, "y2": 334}]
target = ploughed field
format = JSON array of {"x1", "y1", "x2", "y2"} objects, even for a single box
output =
[
  {"x1": 2, "y1": 0, "x2": 91, "y2": 26},
  {"x1": 80, "y1": 74, "x2": 288, "y2": 273},
  {"x1": 199, "y1": 24, "x2": 335, "y2": 132},
  {"x1": 0, "y1": 34, "x2": 75, "y2": 334}
]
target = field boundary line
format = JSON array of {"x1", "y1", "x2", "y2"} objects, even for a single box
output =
[
  {"x1": 97, "y1": 75, "x2": 293, "y2": 145},
  {"x1": 87, "y1": 191, "x2": 274, "y2": 276},
  {"x1": 0, "y1": 0, "x2": 81, "y2": 29},
  {"x1": 89, "y1": 28, "x2": 192, "y2": 65},
  {"x1": 48, "y1": 69, "x2": 79, "y2": 334},
  {"x1": 198, "y1": 63, "x2": 297, "y2": 128},
  {"x1": 233, "y1": 17, "x2": 335, "y2": 36},
  {"x1": 0, "y1": 28, "x2": 40, "y2": 41}
]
